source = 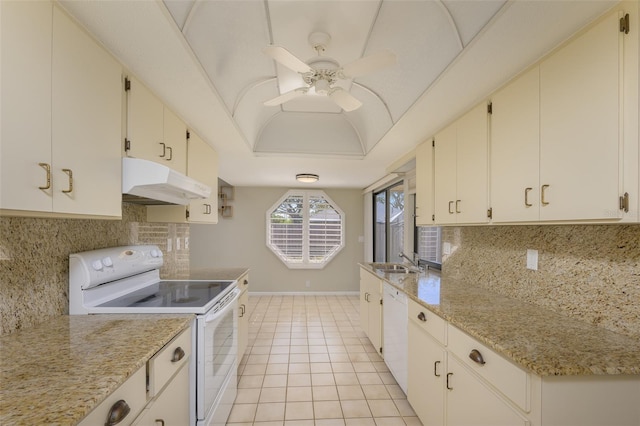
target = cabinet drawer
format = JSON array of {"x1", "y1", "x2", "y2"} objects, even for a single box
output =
[
  {"x1": 447, "y1": 324, "x2": 530, "y2": 412},
  {"x1": 408, "y1": 298, "x2": 446, "y2": 345},
  {"x1": 78, "y1": 366, "x2": 146, "y2": 426},
  {"x1": 148, "y1": 327, "x2": 192, "y2": 397}
]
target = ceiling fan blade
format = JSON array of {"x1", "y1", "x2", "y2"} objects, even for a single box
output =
[
  {"x1": 264, "y1": 46, "x2": 313, "y2": 74},
  {"x1": 340, "y1": 49, "x2": 396, "y2": 78},
  {"x1": 328, "y1": 88, "x2": 362, "y2": 112},
  {"x1": 264, "y1": 88, "x2": 308, "y2": 107}
]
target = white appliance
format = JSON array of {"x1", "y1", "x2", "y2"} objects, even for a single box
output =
[
  {"x1": 122, "y1": 157, "x2": 212, "y2": 205},
  {"x1": 383, "y1": 282, "x2": 408, "y2": 393},
  {"x1": 69, "y1": 245, "x2": 238, "y2": 426}
]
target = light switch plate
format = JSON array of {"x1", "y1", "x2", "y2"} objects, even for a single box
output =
[
  {"x1": 176, "y1": 237, "x2": 181, "y2": 251},
  {"x1": 526, "y1": 249, "x2": 538, "y2": 270},
  {"x1": 166, "y1": 238, "x2": 172, "y2": 253}
]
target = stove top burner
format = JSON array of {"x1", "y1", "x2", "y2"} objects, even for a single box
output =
[{"x1": 97, "y1": 280, "x2": 235, "y2": 309}]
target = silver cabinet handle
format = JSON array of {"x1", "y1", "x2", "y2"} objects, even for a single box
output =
[
  {"x1": 166, "y1": 146, "x2": 172, "y2": 161},
  {"x1": 62, "y1": 169, "x2": 73, "y2": 194},
  {"x1": 455, "y1": 200, "x2": 461, "y2": 214},
  {"x1": 541, "y1": 184, "x2": 550, "y2": 206},
  {"x1": 448, "y1": 201, "x2": 454, "y2": 214},
  {"x1": 159, "y1": 142, "x2": 166, "y2": 158},
  {"x1": 469, "y1": 349, "x2": 486, "y2": 365},
  {"x1": 38, "y1": 163, "x2": 51, "y2": 190},
  {"x1": 446, "y1": 372, "x2": 453, "y2": 390},
  {"x1": 434, "y1": 360, "x2": 441, "y2": 377},
  {"x1": 105, "y1": 400, "x2": 130, "y2": 426},
  {"x1": 524, "y1": 187, "x2": 533, "y2": 207},
  {"x1": 171, "y1": 346, "x2": 185, "y2": 363}
]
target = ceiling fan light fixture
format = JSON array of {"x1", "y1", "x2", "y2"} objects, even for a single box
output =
[{"x1": 296, "y1": 173, "x2": 319, "y2": 183}]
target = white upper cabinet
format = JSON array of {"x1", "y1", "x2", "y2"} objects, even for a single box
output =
[
  {"x1": 51, "y1": 6, "x2": 122, "y2": 217},
  {"x1": 415, "y1": 140, "x2": 435, "y2": 226},
  {"x1": 490, "y1": 67, "x2": 541, "y2": 223},
  {"x1": 126, "y1": 76, "x2": 187, "y2": 174},
  {"x1": 1, "y1": 1, "x2": 53, "y2": 213},
  {"x1": 434, "y1": 103, "x2": 489, "y2": 225},
  {"x1": 1, "y1": 2, "x2": 122, "y2": 218},
  {"x1": 491, "y1": 7, "x2": 632, "y2": 223},
  {"x1": 539, "y1": 10, "x2": 623, "y2": 222},
  {"x1": 146, "y1": 131, "x2": 219, "y2": 224}
]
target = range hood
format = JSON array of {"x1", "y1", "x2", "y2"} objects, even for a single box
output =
[{"x1": 122, "y1": 157, "x2": 212, "y2": 205}]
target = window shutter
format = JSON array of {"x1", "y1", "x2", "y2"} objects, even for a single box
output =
[
  {"x1": 308, "y1": 194, "x2": 343, "y2": 263},
  {"x1": 269, "y1": 193, "x2": 304, "y2": 263}
]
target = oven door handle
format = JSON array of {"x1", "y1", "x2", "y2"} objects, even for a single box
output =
[{"x1": 204, "y1": 288, "x2": 240, "y2": 324}]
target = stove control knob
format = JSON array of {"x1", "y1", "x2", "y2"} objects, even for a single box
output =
[
  {"x1": 91, "y1": 259, "x2": 103, "y2": 271},
  {"x1": 102, "y1": 257, "x2": 113, "y2": 267},
  {"x1": 150, "y1": 249, "x2": 162, "y2": 258}
]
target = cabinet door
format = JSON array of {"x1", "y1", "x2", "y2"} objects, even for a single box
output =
[
  {"x1": 539, "y1": 11, "x2": 622, "y2": 221},
  {"x1": 127, "y1": 76, "x2": 165, "y2": 164},
  {"x1": 368, "y1": 280, "x2": 383, "y2": 355},
  {"x1": 162, "y1": 108, "x2": 187, "y2": 174},
  {"x1": 491, "y1": 66, "x2": 540, "y2": 223},
  {"x1": 456, "y1": 103, "x2": 489, "y2": 224},
  {"x1": 0, "y1": 0, "x2": 52, "y2": 212},
  {"x1": 408, "y1": 321, "x2": 445, "y2": 426},
  {"x1": 446, "y1": 356, "x2": 528, "y2": 426},
  {"x1": 434, "y1": 123, "x2": 457, "y2": 225},
  {"x1": 415, "y1": 140, "x2": 434, "y2": 226},
  {"x1": 186, "y1": 133, "x2": 218, "y2": 223},
  {"x1": 133, "y1": 364, "x2": 190, "y2": 426},
  {"x1": 51, "y1": 6, "x2": 122, "y2": 217}
]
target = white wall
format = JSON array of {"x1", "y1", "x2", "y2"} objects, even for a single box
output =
[{"x1": 190, "y1": 187, "x2": 364, "y2": 293}]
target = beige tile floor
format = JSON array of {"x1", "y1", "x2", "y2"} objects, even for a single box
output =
[{"x1": 228, "y1": 295, "x2": 422, "y2": 426}]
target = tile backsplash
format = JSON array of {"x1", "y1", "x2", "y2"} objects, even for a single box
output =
[
  {"x1": 442, "y1": 224, "x2": 640, "y2": 338},
  {"x1": 0, "y1": 204, "x2": 189, "y2": 334}
]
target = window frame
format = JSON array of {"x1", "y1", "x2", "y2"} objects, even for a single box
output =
[
  {"x1": 373, "y1": 181, "x2": 404, "y2": 263},
  {"x1": 266, "y1": 189, "x2": 345, "y2": 269},
  {"x1": 413, "y1": 194, "x2": 442, "y2": 270}
]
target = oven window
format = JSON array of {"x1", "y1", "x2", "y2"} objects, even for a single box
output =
[{"x1": 202, "y1": 304, "x2": 236, "y2": 415}]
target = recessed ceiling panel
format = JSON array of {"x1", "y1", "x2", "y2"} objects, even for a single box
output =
[
  {"x1": 178, "y1": 1, "x2": 273, "y2": 112},
  {"x1": 344, "y1": 84, "x2": 393, "y2": 153},
  {"x1": 442, "y1": 0, "x2": 507, "y2": 47},
  {"x1": 357, "y1": 1, "x2": 464, "y2": 123},
  {"x1": 163, "y1": 0, "x2": 195, "y2": 30},
  {"x1": 256, "y1": 112, "x2": 363, "y2": 156},
  {"x1": 234, "y1": 79, "x2": 282, "y2": 149}
]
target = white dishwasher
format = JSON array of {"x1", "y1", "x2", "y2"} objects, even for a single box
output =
[{"x1": 383, "y1": 282, "x2": 408, "y2": 394}]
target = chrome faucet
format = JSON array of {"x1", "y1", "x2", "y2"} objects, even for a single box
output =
[{"x1": 399, "y1": 251, "x2": 420, "y2": 269}]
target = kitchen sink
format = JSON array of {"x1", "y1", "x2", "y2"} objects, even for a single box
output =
[{"x1": 370, "y1": 263, "x2": 417, "y2": 274}]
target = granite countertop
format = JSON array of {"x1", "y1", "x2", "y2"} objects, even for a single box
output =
[
  {"x1": 0, "y1": 314, "x2": 193, "y2": 426},
  {"x1": 186, "y1": 267, "x2": 249, "y2": 281},
  {"x1": 360, "y1": 263, "x2": 640, "y2": 377}
]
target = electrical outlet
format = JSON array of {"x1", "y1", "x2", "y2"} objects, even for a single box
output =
[
  {"x1": 176, "y1": 238, "x2": 181, "y2": 251},
  {"x1": 166, "y1": 238, "x2": 172, "y2": 253},
  {"x1": 443, "y1": 242, "x2": 451, "y2": 255},
  {"x1": 527, "y1": 249, "x2": 538, "y2": 271}
]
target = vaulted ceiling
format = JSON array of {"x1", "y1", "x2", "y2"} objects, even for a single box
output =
[{"x1": 60, "y1": 0, "x2": 616, "y2": 188}]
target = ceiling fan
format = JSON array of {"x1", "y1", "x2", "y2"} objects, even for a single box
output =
[{"x1": 264, "y1": 32, "x2": 396, "y2": 112}]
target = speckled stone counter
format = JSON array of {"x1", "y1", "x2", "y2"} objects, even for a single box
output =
[
  {"x1": 360, "y1": 263, "x2": 640, "y2": 377},
  {"x1": 186, "y1": 267, "x2": 249, "y2": 281},
  {"x1": 0, "y1": 314, "x2": 193, "y2": 426}
]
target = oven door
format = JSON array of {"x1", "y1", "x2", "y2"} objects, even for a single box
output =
[{"x1": 196, "y1": 288, "x2": 239, "y2": 424}]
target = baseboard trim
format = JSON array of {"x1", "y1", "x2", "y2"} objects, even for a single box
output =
[{"x1": 249, "y1": 291, "x2": 359, "y2": 296}]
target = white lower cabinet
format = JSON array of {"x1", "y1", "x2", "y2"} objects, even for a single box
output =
[
  {"x1": 79, "y1": 326, "x2": 192, "y2": 426},
  {"x1": 359, "y1": 267, "x2": 383, "y2": 355},
  {"x1": 237, "y1": 272, "x2": 250, "y2": 361},
  {"x1": 407, "y1": 301, "x2": 640, "y2": 426}
]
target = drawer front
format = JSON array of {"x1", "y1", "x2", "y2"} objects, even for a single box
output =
[
  {"x1": 78, "y1": 366, "x2": 147, "y2": 426},
  {"x1": 148, "y1": 327, "x2": 192, "y2": 397},
  {"x1": 447, "y1": 324, "x2": 530, "y2": 412},
  {"x1": 408, "y1": 298, "x2": 446, "y2": 345}
]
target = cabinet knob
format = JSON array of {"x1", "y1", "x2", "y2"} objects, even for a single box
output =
[
  {"x1": 469, "y1": 349, "x2": 486, "y2": 365},
  {"x1": 159, "y1": 142, "x2": 166, "y2": 158},
  {"x1": 524, "y1": 187, "x2": 533, "y2": 207},
  {"x1": 541, "y1": 184, "x2": 550, "y2": 206},
  {"x1": 105, "y1": 399, "x2": 130, "y2": 426},
  {"x1": 455, "y1": 200, "x2": 461, "y2": 214},
  {"x1": 166, "y1": 146, "x2": 173, "y2": 161},
  {"x1": 434, "y1": 360, "x2": 441, "y2": 377},
  {"x1": 62, "y1": 169, "x2": 73, "y2": 194},
  {"x1": 446, "y1": 372, "x2": 453, "y2": 390},
  {"x1": 171, "y1": 346, "x2": 185, "y2": 363},
  {"x1": 448, "y1": 201, "x2": 454, "y2": 214},
  {"x1": 155, "y1": 420, "x2": 165, "y2": 426},
  {"x1": 417, "y1": 312, "x2": 427, "y2": 322}
]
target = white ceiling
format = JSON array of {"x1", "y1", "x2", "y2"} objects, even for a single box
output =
[{"x1": 59, "y1": 0, "x2": 617, "y2": 189}]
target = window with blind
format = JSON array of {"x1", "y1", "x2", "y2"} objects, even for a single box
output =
[{"x1": 267, "y1": 190, "x2": 345, "y2": 269}]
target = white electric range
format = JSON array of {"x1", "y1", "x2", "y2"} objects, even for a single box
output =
[{"x1": 69, "y1": 245, "x2": 239, "y2": 426}]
